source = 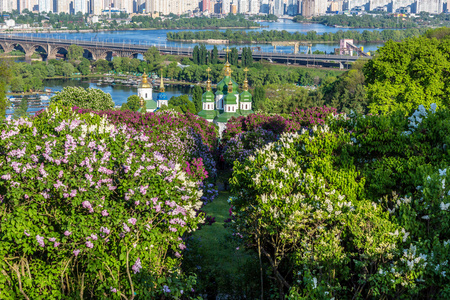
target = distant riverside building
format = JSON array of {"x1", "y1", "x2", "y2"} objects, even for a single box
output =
[
  {"x1": 202, "y1": 0, "x2": 210, "y2": 11},
  {"x1": 38, "y1": 0, "x2": 51, "y2": 12},
  {"x1": 346, "y1": 0, "x2": 444, "y2": 13},
  {"x1": 302, "y1": 0, "x2": 327, "y2": 16},
  {"x1": 145, "y1": 0, "x2": 198, "y2": 15}
]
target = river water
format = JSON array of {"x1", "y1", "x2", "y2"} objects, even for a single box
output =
[
  {"x1": 14, "y1": 19, "x2": 384, "y2": 54},
  {"x1": 6, "y1": 78, "x2": 193, "y2": 116}
]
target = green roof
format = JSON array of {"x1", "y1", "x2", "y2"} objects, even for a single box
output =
[
  {"x1": 138, "y1": 100, "x2": 158, "y2": 112},
  {"x1": 217, "y1": 76, "x2": 238, "y2": 93},
  {"x1": 240, "y1": 90, "x2": 252, "y2": 102},
  {"x1": 240, "y1": 109, "x2": 254, "y2": 116},
  {"x1": 224, "y1": 92, "x2": 237, "y2": 105},
  {"x1": 198, "y1": 109, "x2": 219, "y2": 120},
  {"x1": 202, "y1": 91, "x2": 215, "y2": 102},
  {"x1": 215, "y1": 111, "x2": 241, "y2": 123}
]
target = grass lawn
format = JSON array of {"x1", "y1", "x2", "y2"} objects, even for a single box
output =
[{"x1": 183, "y1": 191, "x2": 262, "y2": 299}]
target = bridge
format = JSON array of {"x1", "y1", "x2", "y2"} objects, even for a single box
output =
[{"x1": 0, "y1": 35, "x2": 371, "y2": 67}]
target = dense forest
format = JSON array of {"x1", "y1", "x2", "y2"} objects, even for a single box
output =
[{"x1": 167, "y1": 27, "x2": 428, "y2": 43}]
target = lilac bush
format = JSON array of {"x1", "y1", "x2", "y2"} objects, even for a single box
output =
[
  {"x1": 222, "y1": 107, "x2": 337, "y2": 167},
  {"x1": 0, "y1": 104, "x2": 204, "y2": 299}
]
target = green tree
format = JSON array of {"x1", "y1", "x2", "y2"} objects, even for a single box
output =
[
  {"x1": 94, "y1": 59, "x2": 111, "y2": 73},
  {"x1": 143, "y1": 47, "x2": 163, "y2": 71},
  {"x1": 252, "y1": 86, "x2": 265, "y2": 110},
  {"x1": 211, "y1": 45, "x2": 219, "y2": 64},
  {"x1": 193, "y1": 45, "x2": 199, "y2": 65},
  {"x1": 12, "y1": 97, "x2": 28, "y2": 119},
  {"x1": 51, "y1": 87, "x2": 115, "y2": 110},
  {"x1": 62, "y1": 62, "x2": 75, "y2": 77},
  {"x1": 124, "y1": 95, "x2": 141, "y2": 111},
  {"x1": 67, "y1": 44, "x2": 84, "y2": 61},
  {"x1": 192, "y1": 85, "x2": 203, "y2": 113},
  {"x1": 46, "y1": 64, "x2": 56, "y2": 77},
  {"x1": 78, "y1": 58, "x2": 91, "y2": 75},
  {"x1": 230, "y1": 48, "x2": 239, "y2": 66},
  {"x1": 364, "y1": 37, "x2": 450, "y2": 115},
  {"x1": 168, "y1": 95, "x2": 195, "y2": 114},
  {"x1": 0, "y1": 59, "x2": 11, "y2": 119}
]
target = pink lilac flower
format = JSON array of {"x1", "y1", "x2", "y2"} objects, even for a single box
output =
[
  {"x1": 91, "y1": 234, "x2": 98, "y2": 241},
  {"x1": 64, "y1": 230, "x2": 72, "y2": 236},
  {"x1": 163, "y1": 285, "x2": 171, "y2": 293},
  {"x1": 110, "y1": 287, "x2": 117, "y2": 293},
  {"x1": 132, "y1": 258, "x2": 142, "y2": 274},
  {"x1": 54, "y1": 242, "x2": 61, "y2": 247},
  {"x1": 128, "y1": 218, "x2": 137, "y2": 226},
  {"x1": 36, "y1": 235, "x2": 45, "y2": 247},
  {"x1": 48, "y1": 237, "x2": 56, "y2": 242},
  {"x1": 169, "y1": 227, "x2": 177, "y2": 232},
  {"x1": 123, "y1": 223, "x2": 130, "y2": 233},
  {"x1": 101, "y1": 210, "x2": 109, "y2": 216},
  {"x1": 24, "y1": 230, "x2": 30, "y2": 237},
  {"x1": 175, "y1": 252, "x2": 181, "y2": 258},
  {"x1": 179, "y1": 243, "x2": 186, "y2": 250},
  {"x1": 100, "y1": 227, "x2": 110, "y2": 235},
  {"x1": 86, "y1": 241, "x2": 94, "y2": 248},
  {"x1": 135, "y1": 201, "x2": 140, "y2": 206},
  {"x1": 73, "y1": 249, "x2": 80, "y2": 256}
]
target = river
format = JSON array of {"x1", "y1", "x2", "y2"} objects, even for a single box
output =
[
  {"x1": 6, "y1": 78, "x2": 193, "y2": 116},
  {"x1": 14, "y1": 19, "x2": 384, "y2": 54}
]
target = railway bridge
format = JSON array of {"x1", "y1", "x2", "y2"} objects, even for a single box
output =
[{"x1": 0, "y1": 35, "x2": 371, "y2": 68}]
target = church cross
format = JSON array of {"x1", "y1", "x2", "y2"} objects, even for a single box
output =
[{"x1": 224, "y1": 46, "x2": 231, "y2": 62}]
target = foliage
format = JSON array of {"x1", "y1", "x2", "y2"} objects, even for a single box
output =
[
  {"x1": 122, "y1": 95, "x2": 141, "y2": 112},
  {"x1": 51, "y1": 86, "x2": 115, "y2": 111},
  {"x1": 192, "y1": 85, "x2": 203, "y2": 114},
  {"x1": 321, "y1": 60, "x2": 368, "y2": 114},
  {"x1": 167, "y1": 27, "x2": 428, "y2": 44},
  {"x1": 67, "y1": 44, "x2": 84, "y2": 61},
  {"x1": 168, "y1": 95, "x2": 196, "y2": 115},
  {"x1": 0, "y1": 58, "x2": 11, "y2": 119},
  {"x1": 0, "y1": 104, "x2": 211, "y2": 299},
  {"x1": 228, "y1": 103, "x2": 450, "y2": 298},
  {"x1": 143, "y1": 47, "x2": 164, "y2": 72},
  {"x1": 364, "y1": 36, "x2": 450, "y2": 115},
  {"x1": 12, "y1": 97, "x2": 28, "y2": 119}
]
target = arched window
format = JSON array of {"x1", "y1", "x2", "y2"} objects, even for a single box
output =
[
  {"x1": 245, "y1": 104, "x2": 248, "y2": 109},
  {"x1": 145, "y1": 93, "x2": 148, "y2": 98},
  {"x1": 228, "y1": 106, "x2": 230, "y2": 112}
]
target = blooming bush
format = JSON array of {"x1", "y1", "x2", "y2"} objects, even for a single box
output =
[
  {"x1": 0, "y1": 104, "x2": 208, "y2": 299},
  {"x1": 221, "y1": 107, "x2": 337, "y2": 167},
  {"x1": 51, "y1": 87, "x2": 115, "y2": 111},
  {"x1": 229, "y1": 104, "x2": 450, "y2": 299}
]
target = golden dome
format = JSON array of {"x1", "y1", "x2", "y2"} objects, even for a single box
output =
[{"x1": 139, "y1": 72, "x2": 152, "y2": 88}]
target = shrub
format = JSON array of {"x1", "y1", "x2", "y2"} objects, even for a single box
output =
[{"x1": 0, "y1": 104, "x2": 207, "y2": 298}]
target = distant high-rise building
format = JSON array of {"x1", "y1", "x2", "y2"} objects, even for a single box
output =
[
  {"x1": 222, "y1": 0, "x2": 231, "y2": 13},
  {"x1": 39, "y1": 0, "x2": 52, "y2": 12},
  {"x1": 273, "y1": 0, "x2": 284, "y2": 14},
  {"x1": 74, "y1": 0, "x2": 87, "y2": 13},
  {"x1": 238, "y1": 0, "x2": 248, "y2": 12},
  {"x1": 249, "y1": 0, "x2": 260, "y2": 13},
  {"x1": 92, "y1": 0, "x2": 103, "y2": 14},
  {"x1": 202, "y1": 0, "x2": 210, "y2": 11},
  {"x1": 302, "y1": 0, "x2": 327, "y2": 16},
  {"x1": 57, "y1": 0, "x2": 70, "y2": 13}
]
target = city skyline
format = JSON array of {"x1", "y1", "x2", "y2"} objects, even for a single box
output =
[{"x1": 0, "y1": 0, "x2": 447, "y2": 17}]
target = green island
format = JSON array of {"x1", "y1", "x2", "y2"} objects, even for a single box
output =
[
  {"x1": 1, "y1": 27, "x2": 450, "y2": 299},
  {"x1": 166, "y1": 27, "x2": 428, "y2": 44}
]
